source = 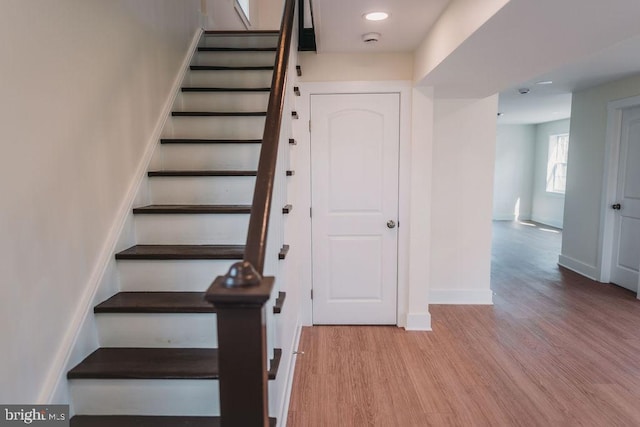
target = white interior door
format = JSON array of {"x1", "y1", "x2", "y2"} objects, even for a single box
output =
[
  {"x1": 310, "y1": 93, "x2": 399, "y2": 324},
  {"x1": 610, "y1": 105, "x2": 640, "y2": 292}
]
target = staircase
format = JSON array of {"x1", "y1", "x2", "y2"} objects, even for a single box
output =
[{"x1": 66, "y1": 24, "x2": 294, "y2": 426}]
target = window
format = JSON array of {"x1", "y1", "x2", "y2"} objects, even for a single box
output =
[
  {"x1": 236, "y1": 0, "x2": 250, "y2": 23},
  {"x1": 546, "y1": 133, "x2": 569, "y2": 194}
]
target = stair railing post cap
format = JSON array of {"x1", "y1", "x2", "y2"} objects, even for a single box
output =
[{"x1": 222, "y1": 261, "x2": 262, "y2": 288}]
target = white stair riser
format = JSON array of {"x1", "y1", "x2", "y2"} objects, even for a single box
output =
[
  {"x1": 201, "y1": 35, "x2": 278, "y2": 48},
  {"x1": 149, "y1": 176, "x2": 255, "y2": 205},
  {"x1": 135, "y1": 214, "x2": 249, "y2": 245},
  {"x1": 160, "y1": 144, "x2": 260, "y2": 170},
  {"x1": 186, "y1": 70, "x2": 272, "y2": 88},
  {"x1": 70, "y1": 380, "x2": 219, "y2": 416},
  {"x1": 96, "y1": 313, "x2": 217, "y2": 348},
  {"x1": 194, "y1": 51, "x2": 275, "y2": 67},
  {"x1": 164, "y1": 116, "x2": 265, "y2": 139},
  {"x1": 176, "y1": 92, "x2": 269, "y2": 112},
  {"x1": 118, "y1": 260, "x2": 236, "y2": 291}
]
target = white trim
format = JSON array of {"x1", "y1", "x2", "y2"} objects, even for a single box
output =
[
  {"x1": 40, "y1": 28, "x2": 204, "y2": 404},
  {"x1": 277, "y1": 322, "x2": 302, "y2": 427},
  {"x1": 558, "y1": 254, "x2": 599, "y2": 281},
  {"x1": 405, "y1": 312, "x2": 432, "y2": 331},
  {"x1": 598, "y1": 94, "x2": 640, "y2": 283},
  {"x1": 429, "y1": 289, "x2": 494, "y2": 305},
  {"x1": 530, "y1": 215, "x2": 563, "y2": 230},
  {"x1": 297, "y1": 81, "x2": 413, "y2": 327}
]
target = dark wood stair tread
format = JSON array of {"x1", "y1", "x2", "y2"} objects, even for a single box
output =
[
  {"x1": 204, "y1": 30, "x2": 279, "y2": 35},
  {"x1": 94, "y1": 292, "x2": 214, "y2": 313},
  {"x1": 172, "y1": 111, "x2": 266, "y2": 117},
  {"x1": 115, "y1": 245, "x2": 244, "y2": 260},
  {"x1": 279, "y1": 244, "x2": 290, "y2": 260},
  {"x1": 148, "y1": 170, "x2": 257, "y2": 177},
  {"x1": 71, "y1": 415, "x2": 276, "y2": 427},
  {"x1": 133, "y1": 205, "x2": 251, "y2": 214},
  {"x1": 160, "y1": 138, "x2": 262, "y2": 144},
  {"x1": 67, "y1": 348, "x2": 220, "y2": 379},
  {"x1": 68, "y1": 347, "x2": 282, "y2": 380},
  {"x1": 273, "y1": 292, "x2": 286, "y2": 314},
  {"x1": 181, "y1": 87, "x2": 270, "y2": 92},
  {"x1": 190, "y1": 65, "x2": 274, "y2": 71},
  {"x1": 198, "y1": 47, "x2": 277, "y2": 52}
]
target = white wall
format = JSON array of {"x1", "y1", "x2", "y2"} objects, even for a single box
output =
[
  {"x1": 413, "y1": 0, "x2": 510, "y2": 84},
  {"x1": 298, "y1": 52, "x2": 414, "y2": 82},
  {"x1": 561, "y1": 74, "x2": 640, "y2": 279},
  {"x1": 493, "y1": 124, "x2": 535, "y2": 221},
  {"x1": 430, "y1": 96, "x2": 498, "y2": 304},
  {"x1": 0, "y1": 0, "x2": 201, "y2": 403},
  {"x1": 531, "y1": 119, "x2": 570, "y2": 228}
]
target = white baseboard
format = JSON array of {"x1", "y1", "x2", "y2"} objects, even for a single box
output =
[
  {"x1": 493, "y1": 213, "x2": 531, "y2": 221},
  {"x1": 493, "y1": 214, "x2": 516, "y2": 221},
  {"x1": 41, "y1": 27, "x2": 204, "y2": 404},
  {"x1": 404, "y1": 312, "x2": 432, "y2": 331},
  {"x1": 429, "y1": 289, "x2": 494, "y2": 305},
  {"x1": 531, "y1": 215, "x2": 563, "y2": 229},
  {"x1": 558, "y1": 254, "x2": 599, "y2": 281},
  {"x1": 277, "y1": 321, "x2": 302, "y2": 427}
]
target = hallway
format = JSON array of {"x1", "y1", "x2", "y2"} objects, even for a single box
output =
[{"x1": 287, "y1": 221, "x2": 640, "y2": 426}]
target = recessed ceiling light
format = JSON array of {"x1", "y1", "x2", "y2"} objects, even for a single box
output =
[
  {"x1": 536, "y1": 80, "x2": 553, "y2": 85},
  {"x1": 364, "y1": 12, "x2": 389, "y2": 21}
]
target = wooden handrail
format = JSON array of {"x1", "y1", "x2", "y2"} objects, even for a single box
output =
[
  {"x1": 204, "y1": 2, "x2": 295, "y2": 425},
  {"x1": 244, "y1": 0, "x2": 296, "y2": 275}
]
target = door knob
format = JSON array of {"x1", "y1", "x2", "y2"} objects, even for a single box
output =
[
  {"x1": 387, "y1": 220, "x2": 396, "y2": 229},
  {"x1": 612, "y1": 203, "x2": 622, "y2": 210}
]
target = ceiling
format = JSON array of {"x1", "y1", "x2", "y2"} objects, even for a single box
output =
[
  {"x1": 309, "y1": 0, "x2": 640, "y2": 125},
  {"x1": 312, "y1": 0, "x2": 450, "y2": 52},
  {"x1": 498, "y1": 33, "x2": 640, "y2": 124}
]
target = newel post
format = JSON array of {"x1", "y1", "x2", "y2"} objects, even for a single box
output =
[{"x1": 205, "y1": 261, "x2": 274, "y2": 427}]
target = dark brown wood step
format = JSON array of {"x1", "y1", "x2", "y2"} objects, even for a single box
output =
[
  {"x1": 198, "y1": 47, "x2": 277, "y2": 52},
  {"x1": 115, "y1": 245, "x2": 244, "y2": 260},
  {"x1": 172, "y1": 111, "x2": 266, "y2": 117},
  {"x1": 204, "y1": 30, "x2": 279, "y2": 35},
  {"x1": 70, "y1": 415, "x2": 277, "y2": 427},
  {"x1": 67, "y1": 347, "x2": 282, "y2": 380},
  {"x1": 94, "y1": 292, "x2": 214, "y2": 314},
  {"x1": 67, "y1": 348, "x2": 219, "y2": 379},
  {"x1": 273, "y1": 292, "x2": 286, "y2": 314},
  {"x1": 148, "y1": 170, "x2": 257, "y2": 177},
  {"x1": 160, "y1": 138, "x2": 262, "y2": 144},
  {"x1": 190, "y1": 65, "x2": 274, "y2": 71},
  {"x1": 181, "y1": 87, "x2": 270, "y2": 92},
  {"x1": 279, "y1": 244, "x2": 290, "y2": 260},
  {"x1": 133, "y1": 205, "x2": 251, "y2": 214}
]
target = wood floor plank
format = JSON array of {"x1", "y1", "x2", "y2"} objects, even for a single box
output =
[{"x1": 287, "y1": 220, "x2": 640, "y2": 426}]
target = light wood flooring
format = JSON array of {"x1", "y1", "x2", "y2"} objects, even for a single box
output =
[{"x1": 287, "y1": 220, "x2": 640, "y2": 426}]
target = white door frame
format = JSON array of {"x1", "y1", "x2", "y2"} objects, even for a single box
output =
[
  {"x1": 295, "y1": 81, "x2": 412, "y2": 327},
  {"x1": 598, "y1": 94, "x2": 640, "y2": 287}
]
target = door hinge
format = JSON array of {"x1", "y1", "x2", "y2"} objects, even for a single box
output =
[
  {"x1": 310, "y1": 207, "x2": 312, "y2": 218},
  {"x1": 308, "y1": 120, "x2": 311, "y2": 132},
  {"x1": 311, "y1": 289, "x2": 313, "y2": 300}
]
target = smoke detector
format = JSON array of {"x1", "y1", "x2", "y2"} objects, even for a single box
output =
[
  {"x1": 518, "y1": 88, "x2": 530, "y2": 95},
  {"x1": 362, "y1": 32, "x2": 381, "y2": 43}
]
